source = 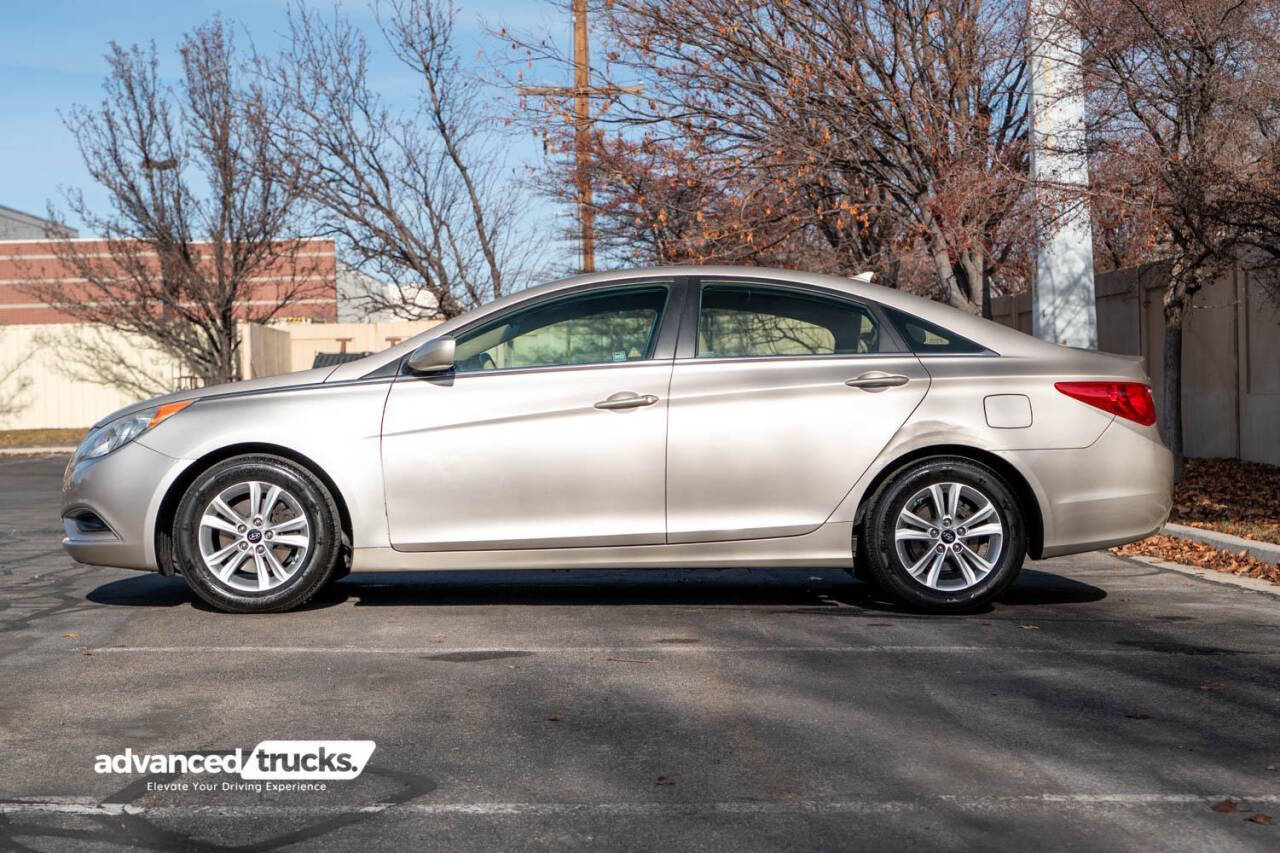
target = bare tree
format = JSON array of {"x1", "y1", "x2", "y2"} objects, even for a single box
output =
[
  {"x1": 1070, "y1": 0, "x2": 1280, "y2": 479},
  {"x1": 505, "y1": 0, "x2": 1033, "y2": 313},
  {"x1": 22, "y1": 18, "x2": 320, "y2": 390},
  {"x1": 263, "y1": 0, "x2": 543, "y2": 320}
]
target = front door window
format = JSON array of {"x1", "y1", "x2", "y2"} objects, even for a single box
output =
[{"x1": 454, "y1": 285, "x2": 671, "y2": 372}]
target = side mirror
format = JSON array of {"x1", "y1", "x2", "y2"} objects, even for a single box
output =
[{"x1": 406, "y1": 336, "x2": 456, "y2": 373}]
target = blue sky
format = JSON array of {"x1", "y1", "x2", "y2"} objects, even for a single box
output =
[{"x1": 0, "y1": 0, "x2": 569, "y2": 241}]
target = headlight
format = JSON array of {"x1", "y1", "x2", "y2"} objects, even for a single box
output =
[{"x1": 72, "y1": 400, "x2": 195, "y2": 465}]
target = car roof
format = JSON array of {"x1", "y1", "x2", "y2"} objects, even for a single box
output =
[{"x1": 325, "y1": 265, "x2": 1063, "y2": 381}]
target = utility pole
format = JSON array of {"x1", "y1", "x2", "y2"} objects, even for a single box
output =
[
  {"x1": 1027, "y1": 0, "x2": 1097, "y2": 348},
  {"x1": 518, "y1": 0, "x2": 640, "y2": 273}
]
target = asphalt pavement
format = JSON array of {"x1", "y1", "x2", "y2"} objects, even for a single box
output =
[{"x1": 0, "y1": 453, "x2": 1277, "y2": 852}]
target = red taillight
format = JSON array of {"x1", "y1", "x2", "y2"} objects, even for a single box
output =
[{"x1": 1054, "y1": 381, "x2": 1157, "y2": 426}]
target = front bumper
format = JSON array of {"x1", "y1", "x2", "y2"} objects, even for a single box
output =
[{"x1": 61, "y1": 441, "x2": 189, "y2": 571}]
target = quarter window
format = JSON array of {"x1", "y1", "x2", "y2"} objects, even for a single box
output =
[
  {"x1": 453, "y1": 285, "x2": 670, "y2": 372},
  {"x1": 696, "y1": 283, "x2": 882, "y2": 358},
  {"x1": 882, "y1": 306, "x2": 987, "y2": 355}
]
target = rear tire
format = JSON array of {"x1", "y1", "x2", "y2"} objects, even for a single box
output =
[
  {"x1": 860, "y1": 456, "x2": 1025, "y2": 612},
  {"x1": 173, "y1": 454, "x2": 343, "y2": 613},
  {"x1": 852, "y1": 533, "x2": 882, "y2": 593}
]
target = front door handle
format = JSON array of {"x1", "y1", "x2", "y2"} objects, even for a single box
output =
[
  {"x1": 845, "y1": 372, "x2": 910, "y2": 390},
  {"x1": 594, "y1": 392, "x2": 660, "y2": 410}
]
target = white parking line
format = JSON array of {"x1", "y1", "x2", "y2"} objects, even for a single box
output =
[
  {"x1": 81, "y1": 644, "x2": 1280, "y2": 656},
  {"x1": 4, "y1": 793, "x2": 1279, "y2": 818}
]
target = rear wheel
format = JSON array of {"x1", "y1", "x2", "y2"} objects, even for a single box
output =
[
  {"x1": 859, "y1": 456, "x2": 1025, "y2": 612},
  {"x1": 173, "y1": 454, "x2": 343, "y2": 613}
]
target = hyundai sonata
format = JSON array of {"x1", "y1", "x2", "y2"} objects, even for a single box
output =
[{"x1": 62, "y1": 267, "x2": 1172, "y2": 612}]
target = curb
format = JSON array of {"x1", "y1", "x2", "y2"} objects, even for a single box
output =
[
  {"x1": 0, "y1": 446, "x2": 75, "y2": 456},
  {"x1": 1128, "y1": 555, "x2": 1280, "y2": 598},
  {"x1": 1162, "y1": 522, "x2": 1280, "y2": 566}
]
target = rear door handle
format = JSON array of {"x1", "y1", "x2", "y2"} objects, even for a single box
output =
[
  {"x1": 594, "y1": 392, "x2": 659, "y2": 410},
  {"x1": 845, "y1": 372, "x2": 910, "y2": 390}
]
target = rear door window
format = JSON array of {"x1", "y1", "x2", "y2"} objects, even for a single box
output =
[{"x1": 696, "y1": 283, "x2": 884, "y2": 358}]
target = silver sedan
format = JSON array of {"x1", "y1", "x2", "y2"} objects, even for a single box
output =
[{"x1": 61, "y1": 267, "x2": 1173, "y2": 613}]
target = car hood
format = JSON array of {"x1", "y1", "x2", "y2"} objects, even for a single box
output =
[{"x1": 90, "y1": 366, "x2": 338, "y2": 428}]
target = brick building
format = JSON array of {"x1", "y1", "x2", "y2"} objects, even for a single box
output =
[{"x1": 0, "y1": 207, "x2": 339, "y2": 325}]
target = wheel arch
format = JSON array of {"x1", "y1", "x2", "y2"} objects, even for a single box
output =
[
  {"x1": 154, "y1": 442, "x2": 354, "y2": 575},
  {"x1": 853, "y1": 444, "x2": 1045, "y2": 560}
]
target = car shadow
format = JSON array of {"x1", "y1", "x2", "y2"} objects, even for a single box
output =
[{"x1": 86, "y1": 567, "x2": 1105, "y2": 614}]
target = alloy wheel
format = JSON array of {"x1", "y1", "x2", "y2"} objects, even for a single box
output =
[
  {"x1": 197, "y1": 480, "x2": 311, "y2": 593},
  {"x1": 893, "y1": 482, "x2": 1004, "y2": 592}
]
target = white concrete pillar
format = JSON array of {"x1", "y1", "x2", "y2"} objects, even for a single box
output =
[{"x1": 1028, "y1": 0, "x2": 1097, "y2": 348}]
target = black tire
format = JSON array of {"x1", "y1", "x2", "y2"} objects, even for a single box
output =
[
  {"x1": 172, "y1": 454, "x2": 344, "y2": 613},
  {"x1": 860, "y1": 456, "x2": 1026, "y2": 612},
  {"x1": 851, "y1": 533, "x2": 882, "y2": 593}
]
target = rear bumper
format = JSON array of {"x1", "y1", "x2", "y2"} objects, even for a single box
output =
[
  {"x1": 61, "y1": 441, "x2": 188, "y2": 571},
  {"x1": 1001, "y1": 419, "x2": 1173, "y2": 559}
]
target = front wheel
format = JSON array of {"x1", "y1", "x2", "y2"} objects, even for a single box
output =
[
  {"x1": 859, "y1": 456, "x2": 1026, "y2": 612},
  {"x1": 172, "y1": 454, "x2": 344, "y2": 613}
]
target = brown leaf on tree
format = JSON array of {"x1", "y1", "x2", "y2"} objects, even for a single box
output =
[
  {"x1": 509, "y1": 0, "x2": 1037, "y2": 313},
  {"x1": 1211, "y1": 799, "x2": 1238, "y2": 813}
]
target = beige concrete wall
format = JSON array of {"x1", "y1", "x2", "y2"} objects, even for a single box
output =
[
  {"x1": 991, "y1": 262, "x2": 1280, "y2": 466},
  {"x1": 0, "y1": 324, "x2": 182, "y2": 430},
  {"x1": 241, "y1": 323, "x2": 292, "y2": 379},
  {"x1": 0, "y1": 318, "x2": 414, "y2": 430},
  {"x1": 1240, "y1": 269, "x2": 1280, "y2": 465},
  {"x1": 270, "y1": 320, "x2": 440, "y2": 372}
]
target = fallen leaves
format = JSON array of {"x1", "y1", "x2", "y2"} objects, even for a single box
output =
[
  {"x1": 1112, "y1": 535, "x2": 1280, "y2": 585},
  {"x1": 1169, "y1": 457, "x2": 1280, "y2": 544},
  {"x1": 655, "y1": 776, "x2": 676, "y2": 786},
  {"x1": 1124, "y1": 712, "x2": 1151, "y2": 720},
  {"x1": 1198, "y1": 682, "x2": 1226, "y2": 693},
  {"x1": 63, "y1": 632, "x2": 78, "y2": 639},
  {"x1": 1212, "y1": 799, "x2": 1274, "y2": 824},
  {"x1": 1111, "y1": 457, "x2": 1280, "y2": 584},
  {"x1": 545, "y1": 714, "x2": 562, "y2": 722}
]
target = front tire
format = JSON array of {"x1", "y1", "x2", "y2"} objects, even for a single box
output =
[
  {"x1": 173, "y1": 454, "x2": 343, "y2": 613},
  {"x1": 859, "y1": 456, "x2": 1026, "y2": 612}
]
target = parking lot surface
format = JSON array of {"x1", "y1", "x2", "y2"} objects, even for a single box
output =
[{"x1": 1, "y1": 453, "x2": 1277, "y2": 851}]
